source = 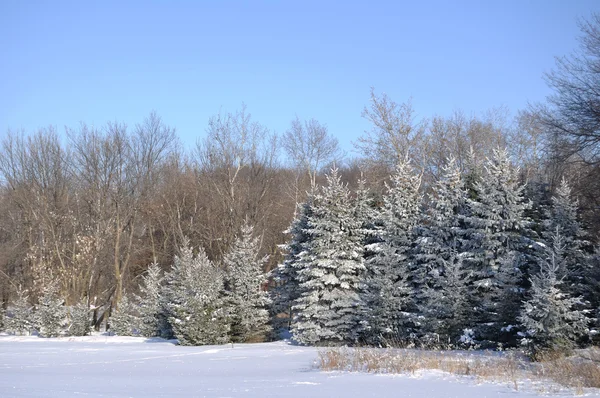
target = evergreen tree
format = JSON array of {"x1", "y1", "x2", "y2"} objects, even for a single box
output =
[
  {"x1": 165, "y1": 243, "x2": 230, "y2": 346},
  {"x1": 225, "y1": 223, "x2": 272, "y2": 342},
  {"x1": 416, "y1": 158, "x2": 471, "y2": 342},
  {"x1": 35, "y1": 281, "x2": 66, "y2": 337},
  {"x1": 424, "y1": 252, "x2": 470, "y2": 344},
  {"x1": 353, "y1": 177, "x2": 382, "y2": 335},
  {"x1": 270, "y1": 192, "x2": 315, "y2": 336},
  {"x1": 68, "y1": 300, "x2": 92, "y2": 336},
  {"x1": 135, "y1": 263, "x2": 168, "y2": 338},
  {"x1": 519, "y1": 229, "x2": 588, "y2": 353},
  {"x1": 463, "y1": 148, "x2": 531, "y2": 343},
  {"x1": 110, "y1": 295, "x2": 139, "y2": 336},
  {"x1": 5, "y1": 287, "x2": 33, "y2": 335},
  {"x1": 292, "y1": 168, "x2": 366, "y2": 345},
  {"x1": 360, "y1": 160, "x2": 421, "y2": 345},
  {"x1": 542, "y1": 179, "x2": 592, "y2": 305}
]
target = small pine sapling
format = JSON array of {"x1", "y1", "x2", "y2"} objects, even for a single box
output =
[
  {"x1": 35, "y1": 281, "x2": 67, "y2": 337},
  {"x1": 68, "y1": 300, "x2": 92, "y2": 336},
  {"x1": 110, "y1": 295, "x2": 139, "y2": 336},
  {"x1": 5, "y1": 287, "x2": 34, "y2": 335}
]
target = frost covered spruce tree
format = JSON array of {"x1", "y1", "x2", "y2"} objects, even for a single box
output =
[
  {"x1": 416, "y1": 158, "x2": 470, "y2": 342},
  {"x1": 292, "y1": 168, "x2": 366, "y2": 346},
  {"x1": 164, "y1": 243, "x2": 230, "y2": 346},
  {"x1": 354, "y1": 177, "x2": 382, "y2": 256},
  {"x1": 463, "y1": 148, "x2": 531, "y2": 343},
  {"x1": 5, "y1": 286, "x2": 34, "y2": 335},
  {"x1": 361, "y1": 159, "x2": 421, "y2": 345},
  {"x1": 519, "y1": 229, "x2": 588, "y2": 353},
  {"x1": 224, "y1": 223, "x2": 271, "y2": 342},
  {"x1": 35, "y1": 280, "x2": 66, "y2": 337},
  {"x1": 68, "y1": 300, "x2": 92, "y2": 336},
  {"x1": 542, "y1": 179, "x2": 592, "y2": 306},
  {"x1": 135, "y1": 263, "x2": 168, "y2": 338},
  {"x1": 110, "y1": 295, "x2": 139, "y2": 336},
  {"x1": 270, "y1": 191, "x2": 315, "y2": 335}
]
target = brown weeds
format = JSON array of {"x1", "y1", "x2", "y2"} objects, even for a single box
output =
[{"x1": 317, "y1": 346, "x2": 600, "y2": 393}]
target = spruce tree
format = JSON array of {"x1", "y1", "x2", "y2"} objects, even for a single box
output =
[
  {"x1": 360, "y1": 160, "x2": 421, "y2": 345},
  {"x1": 424, "y1": 252, "x2": 470, "y2": 344},
  {"x1": 165, "y1": 243, "x2": 230, "y2": 346},
  {"x1": 292, "y1": 168, "x2": 366, "y2": 346},
  {"x1": 5, "y1": 287, "x2": 33, "y2": 335},
  {"x1": 68, "y1": 300, "x2": 92, "y2": 336},
  {"x1": 35, "y1": 281, "x2": 66, "y2": 337},
  {"x1": 271, "y1": 192, "x2": 315, "y2": 336},
  {"x1": 413, "y1": 158, "x2": 469, "y2": 343},
  {"x1": 225, "y1": 223, "x2": 271, "y2": 343},
  {"x1": 110, "y1": 295, "x2": 139, "y2": 336},
  {"x1": 463, "y1": 148, "x2": 531, "y2": 343},
  {"x1": 353, "y1": 177, "x2": 381, "y2": 335},
  {"x1": 416, "y1": 158, "x2": 470, "y2": 342},
  {"x1": 519, "y1": 229, "x2": 588, "y2": 353},
  {"x1": 135, "y1": 263, "x2": 168, "y2": 338},
  {"x1": 542, "y1": 179, "x2": 592, "y2": 307}
]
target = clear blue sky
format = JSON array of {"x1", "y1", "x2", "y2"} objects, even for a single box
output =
[{"x1": 1, "y1": 0, "x2": 599, "y2": 154}]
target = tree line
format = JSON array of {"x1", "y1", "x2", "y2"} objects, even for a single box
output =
[{"x1": 272, "y1": 153, "x2": 597, "y2": 353}]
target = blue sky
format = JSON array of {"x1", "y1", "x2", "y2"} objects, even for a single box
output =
[{"x1": 1, "y1": 0, "x2": 599, "y2": 154}]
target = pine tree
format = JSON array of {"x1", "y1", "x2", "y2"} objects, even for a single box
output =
[
  {"x1": 415, "y1": 158, "x2": 470, "y2": 342},
  {"x1": 35, "y1": 281, "x2": 66, "y2": 337},
  {"x1": 424, "y1": 252, "x2": 470, "y2": 344},
  {"x1": 225, "y1": 223, "x2": 272, "y2": 343},
  {"x1": 110, "y1": 295, "x2": 139, "y2": 336},
  {"x1": 135, "y1": 263, "x2": 168, "y2": 338},
  {"x1": 353, "y1": 177, "x2": 381, "y2": 335},
  {"x1": 292, "y1": 168, "x2": 366, "y2": 346},
  {"x1": 68, "y1": 300, "x2": 92, "y2": 336},
  {"x1": 463, "y1": 148, "x2": 531, "y2": 343},
  {"x1": 5, "y1": 287, "x2": 33, "y2": 335},
  {"x1": 270, "y1": 192, "x2": 315, "y2": 336},
  {"x1": 519, "y1": 229, "x2": 588, "y2": 353},
  {"x1": 360, "y1": 159, "x2": 421, "y2": 345},
  {"x1": 165, "y1": 243, "x2": 230, "y2": 346},
  {"x1": 542, "y1": 179, "x2": 592, "y2": 306}
]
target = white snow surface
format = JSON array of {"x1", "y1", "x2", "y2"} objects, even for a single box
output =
[{"x1": 0, "y1": 335, "x2": 596, "y2": 397}]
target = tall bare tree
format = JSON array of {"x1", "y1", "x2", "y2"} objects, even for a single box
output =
[
  {"x1": 355, "y1": 88, "x2": 427, "y2": 171},
  {"x1": 195, "y1": 105, "x2": 280, "y2": 261},
  {"x1": 283, "y1": 117, "x2": 342, "y2": 187}
]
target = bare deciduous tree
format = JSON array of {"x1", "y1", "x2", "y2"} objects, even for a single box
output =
[
  {"x1": 282, "y1": 117, "x2": 342, "y2": 187},
  {"x1": 356, "y1": 88, "x2": 427, "y2": 170}
]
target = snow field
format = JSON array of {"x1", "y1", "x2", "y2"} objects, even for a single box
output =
[{"x1": 1, "y1": 336, "x2": 596, "y2": 397}]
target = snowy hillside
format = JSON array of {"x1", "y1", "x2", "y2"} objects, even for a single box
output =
[{"x1": 0, "y1": 336, "x2": 596, "y2": 397}]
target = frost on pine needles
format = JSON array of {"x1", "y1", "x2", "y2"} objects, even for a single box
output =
[
  {"x1": 35, "y1": 280, "x2": 66, "y2": 337},
  {"x1": 292, "y1": 168, "x2": 366, "y2": 346},
  {"x1": 135, "y1": 263, "x2": 168, "y2": 338},
  {"x1": 519, "y1": 229, "x2": 588, "y2": 353},
  {"x1": 362, "y1": 159, "x2": 420, "y2": 345},
  {"x1": 68, "y1": 300, "x2": 92, "y2": 336},
  {"x1": 225, "y1": 224, "x2": 272, "y2": 343},
  {"x1": 165, "y1": 243, "x2": 230, "y2": 346},
  {"x1": 111, "y1": 295, "x2": 139, "y2": 336},
  {"x1": 4, "y1": 286, "x2": 34, "y2": 335}
]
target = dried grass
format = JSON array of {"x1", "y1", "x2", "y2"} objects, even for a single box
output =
[{"x1": 317, "y1": 346, "x2": 600, "y2": 394}]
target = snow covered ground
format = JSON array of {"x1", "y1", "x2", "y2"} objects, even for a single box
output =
[{"x1": 0, "y1": 335, "x2": 597, "y2": 397}]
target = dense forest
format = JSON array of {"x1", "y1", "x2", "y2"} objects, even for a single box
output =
[{"x1": 1, "y1": 14, "x2": 600, "y2": 353}]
